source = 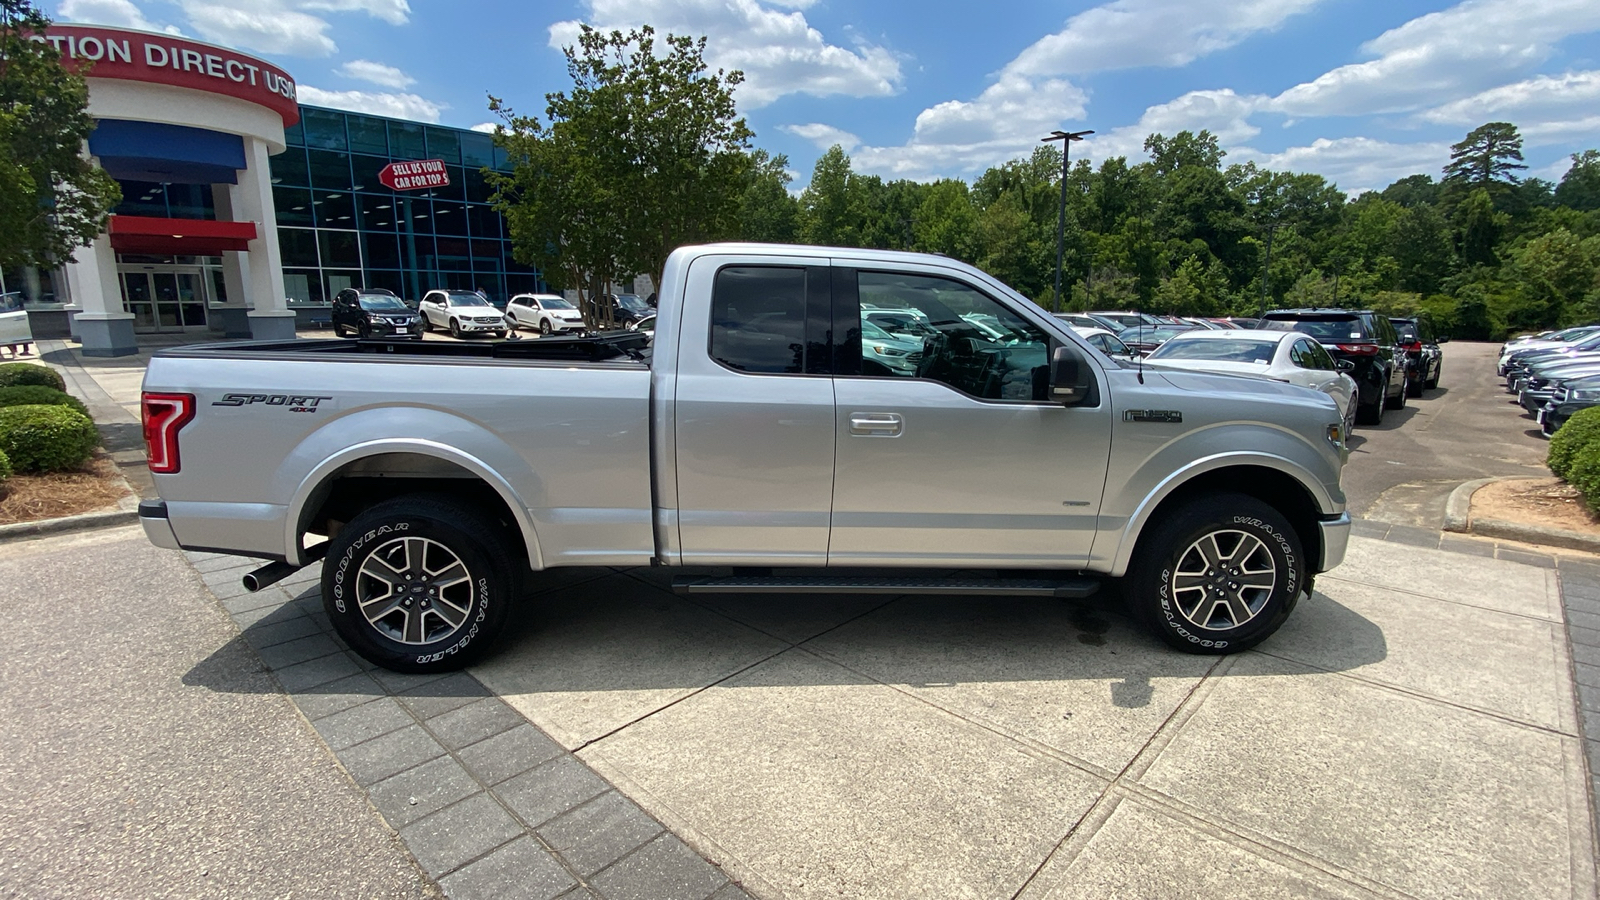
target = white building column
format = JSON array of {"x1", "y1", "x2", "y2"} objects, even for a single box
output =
[
  {"x1": 65, "y1": 231, "x2": 137, "y2": 357},
  {"x1": 209, "y1": 184, "x2": 253, "y2": 338},
  {"x1": 231, "y1": 135, "x2": 297, "y2": 340}
]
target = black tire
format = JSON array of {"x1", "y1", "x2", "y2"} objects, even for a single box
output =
[
  {"x1": 1357, "y1": 386, "x2": 1384, "y2": 425},
  {"x1": 1385, "y1": 369, "x2": 1406, "y2": 409},
  {"x1": 1426, "y1": 362, "x2": 1440, "y2": 390},
  {"x1": 1125, "y1": 493, "x2": 1305, "y2": 654},
  {"x1": 357, "y1": 323, "x2": 371, "y2": 340},
  {"x1": 334, "y1": 322, "x2": 349, "y2": 337},
  {"x1": 1342, "y1": 395, "x2": 1357, "y2": 441},
  {"x1": 450, "y1": 318, "x2": 463, "y2": 339},
  {"x1": 421, "y1": 316, "x2": 433, "y2": 333},
  {"x1": 321, "y1": 496, "x2": 516, "y2": 673},
  {"x1": 539, "y1": 319, "x2": 552, "y2": 336}
]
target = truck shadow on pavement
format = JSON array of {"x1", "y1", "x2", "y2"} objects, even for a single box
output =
[{"x1": 184, "y1": 566, "x2": 1387, "y2": 715}]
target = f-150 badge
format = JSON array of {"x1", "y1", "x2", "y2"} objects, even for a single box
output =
[{"x1": 1124, "y1": 409, "x2": 1183, "y2": 423}]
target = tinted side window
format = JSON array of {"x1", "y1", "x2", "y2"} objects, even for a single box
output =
[
  {"x1": 856, "y1": 271, "x2": 1050, "y2": 401},
  {"x1": 710, "y1": 266, "x2": 807, "y2": 374},
  {"x1": 1309, "y1": 342, "x2": 1337, "y2": 370},
  {"x1": 1290, "y1": 340, "x2": 1311, "y2": 367}
]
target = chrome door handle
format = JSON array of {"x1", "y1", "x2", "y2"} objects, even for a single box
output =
[{"x1": 849, "y1": 412, "x2": 904, "y2": 437}]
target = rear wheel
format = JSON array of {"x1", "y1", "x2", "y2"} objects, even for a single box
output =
[
  {"x1": 1385, "y1": 369, "x2": 1407, "y2": 409},
  {"x1": 1125, "y1": 493, "x2": 1304, "y2": 654},
  {"x1": 1357, "y1": 384, "x2": 1384, "y2": 425},
  {"x1": 322, "y1": 497, "x2": 516, "y2": 673}
]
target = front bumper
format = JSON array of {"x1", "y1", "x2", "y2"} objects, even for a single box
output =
[
  {"x1": 1317, "y1": 512, "x2": 1351, "y2": 573},
  {"x1": 369, "y1": 320, "x2": 424, "y2": 338}
]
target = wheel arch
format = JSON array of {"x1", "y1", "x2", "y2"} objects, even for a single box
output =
[
  {"x1": 1109, "y1": 457, "x2": 1332, "y2": 578},
  {"x1": 286, "y1": 439, "x2": 544, "y2": 571}
]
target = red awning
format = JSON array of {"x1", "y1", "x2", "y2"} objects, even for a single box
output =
[{"x1": 108, "y1": 216, "x2": 258, "y2": 255}]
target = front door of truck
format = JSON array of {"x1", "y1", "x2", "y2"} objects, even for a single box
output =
[
  {"x1": 672, "y1": 256, "x2": 837, "y2": 565},
  {"x1": 827, "y1": 267, "x2": 1114, "y2": 567}
]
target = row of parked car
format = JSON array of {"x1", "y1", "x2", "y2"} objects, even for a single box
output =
[
  {"x1": 328, "y1": 288, "x2": 657, "y2": 340},
  {"x1": 1497, "y1": 325, "x2": 1600, "y2": 435},
  {"x1": 1051, "y1": 308, "x2": 1446, "y2": 437}
]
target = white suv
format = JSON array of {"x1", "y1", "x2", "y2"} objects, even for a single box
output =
[
  {"x1": 419, "y1": 290, "x2": 507, "y2": 339},
  {"x1": 508, "y1": 293, "x2": 586, "y2": 336}
]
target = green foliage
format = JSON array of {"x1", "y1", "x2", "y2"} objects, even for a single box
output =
[
  {"x1": 0, "y1": 384, "x2": 86, "y2": 416},
  {"x1": 1443, "y1": 122, "x2": 1527, "y2": 194},
  {"x1": 487, "y1": 25, "x2": 751, "y2": 326},
  {"x1": 0, "y1": 447, "x2": 10, "y2": 482},
  {"x1": 1549, "y1": 406, "x2": 1600, "y2": 480},
  {"x1": 0, "y1": 0, "x2": 121, "y2": 269},
  {"x1": 0, "y1": 403, "x2": 96, "y2": 472},
  {"x1": 0, "y1": 361, "x2": 63, "y2": 391},
  {"x1": 1557, "y1": 151, "x2": 1600, "y2": 212}
]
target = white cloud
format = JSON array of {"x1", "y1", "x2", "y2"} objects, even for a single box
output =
[
  {"x1": 1521, "y1": 116, "x2": 1600, "y2": 148},
  {"x1": 469, "y1": 122, "x2": 499, "y2": 134},
  {"x1": 59, "y1": 0, "x2": 182, "y2": 34},
  {"x1": 336, "y1": 59, "x2": 415, "y2": 89},
  {"x1": 781, "y1": 123, "x2": 860, "y2": 152},
  {"x1": 169, "y1": 0, "x2": 412, "y2": 58},
  {"x1": 1272, "y1": 0, "x2": 1600, "y2": 117},
  {"x1": 1007, "y1": 0, "x2": 1323, "y2": 78},
  {"x1": 296, "y1": 85, "x2": 443, "y2": 122},
  {"x1": 549, "y1": 0, "x2": 901, "y2": 108},
  {"x1": 1247, "y1": 137, "x2": 1452, "y2": 194},
  {"x1": 1419, "y1": 71, "x2": 1600, "y2": 127},
  {"x1": 1082, "y1": 89, "x2": 1266, "y2": 162}
]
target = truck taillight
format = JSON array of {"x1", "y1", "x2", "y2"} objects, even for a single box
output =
[{"x1": 142, "y1": 392, "x2": 195, "y2": 474}]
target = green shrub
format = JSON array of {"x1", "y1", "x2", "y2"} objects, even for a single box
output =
[
  {"x1": 0, "y1": 405, "x2": 99, "y2": 472},
  {"x1": 1570, "y1": 443, "x2": 1600, "y2": 511},
  {"x1": 1549, "y1": 406, "x2": 1600, "y2": 479},
  {"x1": 0, "y1": 385, "x2": 88, "y2": 418},
  {"x1": 0, "y1": 448, "x2": 11, "y2": 483},
  {"x1": 0, "y1": 362, "x2": 64, "y2": 392}
]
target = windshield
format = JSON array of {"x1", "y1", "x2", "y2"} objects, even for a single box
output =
[
  {"x1": 359, "y1": 295, "x2": 407, "y2": 311},
  {"x1": 446, "y1": 292, "x2": 489, "y2": 307},
  {"x1": 1262, "y1": 318, "x2": 1360, "y2": 341},
  {"x1": 617, "y1": 295, "x2": 649, "y2": 312},
  {"x1": 1149, "y1": 338, "x2": 1276, "y2": 364}
]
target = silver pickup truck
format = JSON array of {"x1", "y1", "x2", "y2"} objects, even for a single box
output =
[{"x1": 139, "y1": 244, "x2": 1350, "y2": 673}]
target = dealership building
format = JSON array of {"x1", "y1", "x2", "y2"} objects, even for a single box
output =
[{"x1": 22, "y1": 24, "x2": 545, "y2": 356}]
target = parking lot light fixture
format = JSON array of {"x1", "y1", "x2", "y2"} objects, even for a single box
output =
[{"x1": 1042, "y1": 129, "x2": 1093, "y2": 313}]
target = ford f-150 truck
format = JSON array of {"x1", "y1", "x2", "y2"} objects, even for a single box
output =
[{"x1": 138, "y1": 244, "x2": 1350, "y2": 673}]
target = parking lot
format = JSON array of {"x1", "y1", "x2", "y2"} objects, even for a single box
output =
[{"x1": 6, "y1": 337, "x2": 1598, "y2": 900}]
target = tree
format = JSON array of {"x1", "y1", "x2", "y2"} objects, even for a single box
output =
[
  {"x1": 488, "y1": 24, "x2": 753, "y2": 324},
  {"x1": 736, "y1": 149, "x2": 798, "y2": 243},
  {"x1": 1515, "y1": 227, "x2": 1600, "y2": 325},
  {"x1": 1379, "y1": 174, "x2": 1440, "y2": 209},
  {"x1": 912, "y1": 180, "x2": 977, "y2": 261},
  {"x1": 1556, "y1": 150, "x2": 1600, "y2": 212},
  {"x1": 0, "y1": 0, "x2": 120, "y2": 269},
  {"x1": 798, "y1": 145, "x2": 855, "y2": 246},
  {"x1": 1443, "y1": 122, "x2": 1527, "y2": 193}
]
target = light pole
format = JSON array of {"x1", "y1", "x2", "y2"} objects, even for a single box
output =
[{"x1": 1043, "y1": 129, "x2": 1093, "y2": 312}]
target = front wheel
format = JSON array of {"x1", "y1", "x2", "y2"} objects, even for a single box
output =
[
  {"x1": 539, "y1": 319, "x2": 552, "y2": 336},
  {"x1": 322, "y1": 497, "x2": 516, "y2": 673},
  {"x1": 1426, "y1": 362, "x2": 1440, "y2": 390},
  {"x1": 1125, "y1": 493, "x2": 1304, "y2": 654},
  {"x1": 449, "y1": 318, "x2": 463, "y2": 339}
]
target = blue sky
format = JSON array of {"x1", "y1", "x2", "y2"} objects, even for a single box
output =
[{"x1": 56, "y1": 0, "x2": 1600, "y2": 194}]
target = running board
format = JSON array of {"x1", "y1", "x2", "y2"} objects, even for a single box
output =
[{"x1": 672, "y1": 575, "x2": 1100, "y2": 599}]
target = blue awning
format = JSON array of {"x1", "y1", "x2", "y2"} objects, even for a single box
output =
[{"x1": 89, "y1": 119, "x2": 246, "y2": 185}]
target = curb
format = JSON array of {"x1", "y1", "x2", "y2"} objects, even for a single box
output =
[
  {"x1": 1441, "y1": 475, "x2": 1600, "y2": 554},
  {"x1": 0, "y1": 505, "x2": 139, "y2": 541}
]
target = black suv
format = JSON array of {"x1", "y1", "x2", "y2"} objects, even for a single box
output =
[
  {"x1": 1259, "y1": 309, "x2": 1405, "y2": 424},
  {"x1": 331, "y1": 288, "x2": 424, "y2": 340},
  {"x1": 1390, "y1": 316, "x2": 1443, "y2": 396}
]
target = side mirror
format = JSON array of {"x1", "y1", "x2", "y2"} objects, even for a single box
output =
[
  {"x1": 1438, "y1": 335, "x2": 1450, "y2": 343},
  {"x1": 1050, "y1": 344, "x2": 1093, "y2": 405},
  {"x1": 1336, "y1": 359, "x2": 1355, "y2": 372}
]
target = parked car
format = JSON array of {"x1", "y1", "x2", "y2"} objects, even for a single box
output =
[
  {"x1": 629, "y1": 314, "x2": 656, "y2": 340},
  {"x1": 1389, "y1": 316, "x2": 1443, "y2": 396},
  {"x1": 1258, "y1": 309, "x2": 1405, "y2": 425},
  {"x1": 860, "y1": 318, "x2": 924, "y2": 375},
  {"x1": 588, "y1": 293, "x2": 652, "y2": 327},
  {"x1": 1089, "y1": 310, "x2": 1162, "y2": 331},
  {"x1": 864, "y1": 308, "x2": 941, "y2": 343},
  {"x1": 1498, "y1": 325, "x2": 1600, "y2": 375},
  {"x1": 1147, "y1": 330, "x2": 1359, "y2": 438},
  {"x1": 1053, "y1": 313, "x2": 1120, "y2": 332},
  {"x1": 138, "y1": 242, "x2": 1350, "y2": 672},
  {"x1": 0, "y1": 291, "x2": 34, "y2": 356},
  {"x1": 508, "y1": 293, "x2": 586, "y2": 336},
  {"x1": 419, "y1": 289, "x2": 508, "y2": 338},
  {"x1": 1503, "y1": 332, "x2": 1600, "y2": 392},
  {"x1": 1120, "y1": 324, "x2": 1197, "y2": 355},
  {"x1": 1070, "y1": 326, "x2": 1135, "y2": 361},
  {"x1": 1540, "y1": 376, "x2": 1600, "y2": 434},
  {"x1": 331, "y1": 288, "x2": 423, "y2": 340}
]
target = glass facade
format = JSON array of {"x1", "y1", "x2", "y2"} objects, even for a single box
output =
[{"x1": 272, "y1": 105, "x2": 544, "y2": 308}]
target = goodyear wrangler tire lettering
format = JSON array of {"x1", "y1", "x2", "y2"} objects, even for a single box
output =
[
  {"x1": 320, "y1": 496, "x2": 515, "y2": 674},
  {"x1": 1126, "y1": 492, "x2": 1305, "y2": 655}
]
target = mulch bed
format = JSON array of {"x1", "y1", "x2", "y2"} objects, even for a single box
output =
[{"x1": 0, "y1": 453, "x2": 131, "y2": 526}]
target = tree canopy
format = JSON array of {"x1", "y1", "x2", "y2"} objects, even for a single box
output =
[{"x1": 0, "y1": 0, "x2": 120, "y2": 270}]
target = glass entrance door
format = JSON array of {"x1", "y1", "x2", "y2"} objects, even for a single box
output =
[{"x1": 122, "y1": 270, "x2": 209, "y2": 332}]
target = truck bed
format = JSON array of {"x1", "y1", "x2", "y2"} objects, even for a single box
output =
[{"x1": 156, "y1": 331, "x2": 651, "y2": 365}]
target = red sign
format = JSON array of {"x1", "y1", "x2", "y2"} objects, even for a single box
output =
[
  {"x1": 39, "y1": 25, "x2": 299, "y2": 127},
  {"x1": 379, "y1": 159, "x2": 451, "y2": 192}
]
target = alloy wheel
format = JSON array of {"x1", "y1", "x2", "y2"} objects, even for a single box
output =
[
  {"x1": 355, "y1": 535, "x2": 475, "y2": 645},
  {"x1": 1169, "y1": 529, "x2": 1277, "y2": 631}
]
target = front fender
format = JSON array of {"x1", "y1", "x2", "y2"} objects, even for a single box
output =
[
  {"x1": 279, "y1": 407, "x2": 544, "y2": 569},
  {"x1": 1101, "y1": 443, "x2": 1343, "y2": 578}
]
